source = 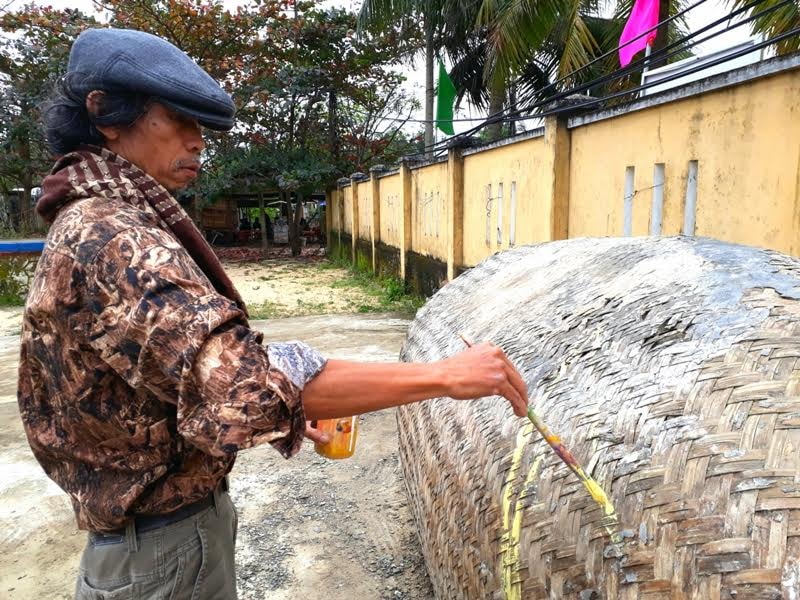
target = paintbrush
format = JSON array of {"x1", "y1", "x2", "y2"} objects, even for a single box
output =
[{"x1": 459, "y1": 334, "x2": 622, "y2": 543}]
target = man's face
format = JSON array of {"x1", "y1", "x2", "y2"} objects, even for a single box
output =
[{"x1": 104, "y1": 102, "x2": 205, "y2": 191}]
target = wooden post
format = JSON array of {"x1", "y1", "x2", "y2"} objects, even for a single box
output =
[
  {"x1": 350, "y1": 175, "x2": 359, "y2": 265},
  {"x1": 399, "y1": 160, "x2": 413, "y2": 282},
  {"x1": 544, "y1": 115, "x2": 571, "y2": 241},
  {"x1": 350, "y1": 173, "x2": 366, "y2": 266},
  {"x1": 324, "y1": 187, "x2": 332, "y2": 242},
  {"x1": 258, "y1": 191, "x2": 269, "y2": 259},
  {"x1": 446, "y1": 147, "x2": 465, "y2": 281},
  {"x1": 369, "y1": 165, "x2": 387, "y2": 274},
  {"x1": 336, "y1": 177, "x2": 349, "y2": 258}
]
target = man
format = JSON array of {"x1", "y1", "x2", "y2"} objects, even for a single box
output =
[{"x1": 18, "y1": 28, "x2": 528, "y2": 599}]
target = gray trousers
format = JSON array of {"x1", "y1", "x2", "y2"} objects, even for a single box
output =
[{"x1": 74, "y1": 489, "x2": 238, "y2": 600}]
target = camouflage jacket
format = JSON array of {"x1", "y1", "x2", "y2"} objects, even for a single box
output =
[{"x1": 17, "y1": 148, "x2": 325, "y2": 532}]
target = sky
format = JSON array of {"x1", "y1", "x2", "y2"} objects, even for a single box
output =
[{"x1": 2, "y1": 0, "x2": 754, "y2": 135}]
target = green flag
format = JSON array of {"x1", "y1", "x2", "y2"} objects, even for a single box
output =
[{"x1": 435, "y1": 59, "x2": 456, "y2": 136}]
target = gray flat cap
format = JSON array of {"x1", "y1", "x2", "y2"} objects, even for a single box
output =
[{"x1": 68, "y1": 28, "x2": 236, "y2": 131}]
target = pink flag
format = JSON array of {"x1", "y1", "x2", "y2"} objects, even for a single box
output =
[{"x1": 619, "y1": 0, "x2": 659, "y2": 67}]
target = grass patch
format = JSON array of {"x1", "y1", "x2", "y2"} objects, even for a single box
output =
[
  {"x1": 248, "y1": 301, "x2": 287, "y2": 320},
  {"x1": 244, "y1": 255, "x2": 425, "y2": 320},
  {"x1": 0, "y1": 294, "x2": 25, "y2": 307},
  {"x1": 320, "y1": 258, "x2": 424, "y2": 315},
  {"x1": 0, "y1": 254, "x2": 39, "y2": 307}
]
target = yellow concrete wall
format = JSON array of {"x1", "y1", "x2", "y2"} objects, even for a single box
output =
[
  {"x1": 330, "y1": 190, "x2": 341, "y2": 231},
  {"x1": 379, "y1": 173, "x2": 402, "y2": 247},
  {"x1": 411, "y1": 162, "x2": 449, "y2": 261},
  {"x1": 462, "y1": 135, "x2": 552, "y2": 267},
  {"x1": 342, "y1": 185, "x2": 353, "y2": 235},
  {"x1": 334, "y1": 65, "x2": 800, "y2": 280},
  {"x1": 356, "y1": 180, "x2": 372, "y2": 240},
  {"x1": 568, "y1": 69, "x2": 800, "y2": 255}
]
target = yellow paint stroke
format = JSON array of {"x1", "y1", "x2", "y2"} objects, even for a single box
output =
[
  {"x1": 498, "y1": 421, "x2": 620, "y2": 600},
  {"x1": 507, "y1": 455, "x2": 543, "y2": 599},
  {"x1": 501, "y1": 423, "x2": 532, "y2": 600}
]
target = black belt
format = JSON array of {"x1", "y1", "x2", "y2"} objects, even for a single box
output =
[
  {"x1": 91, "y1": 479, "x2": 228, "y2": 541},
  {"x1": 136, "y1": 494, "x2": 216, "y2": 533}
]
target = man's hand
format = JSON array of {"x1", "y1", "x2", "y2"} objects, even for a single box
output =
[
  {"x1": 304, "y1": 420, "x2": 331, "y2": 444},
  {"x1": 436, "y1": 342, "x2": 529, "y2": 417}
]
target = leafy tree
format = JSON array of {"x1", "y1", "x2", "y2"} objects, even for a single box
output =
[
  {"x1": 0, "y1": 0, "x2": 417, "y2": 250},
  {"x1": 250, "y1": 2, "x2": 416, "y2": 254},
  {"x1": 106, "y1": 1, "x2": 417, "y2": 253},
  {"x1": 0, "y1": 6, "x2": 98, "y2": 232},
  {"x1": 358, "y1": 0, "x2": 456, "y2": 153}
]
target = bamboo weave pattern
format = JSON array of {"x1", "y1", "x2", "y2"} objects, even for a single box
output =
[{"x1": 398, "y1": 237, "x2": 800, "y2": 599}]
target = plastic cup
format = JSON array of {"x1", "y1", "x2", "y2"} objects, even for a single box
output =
[{"x1": 314, "y1": 416, "x2": 359, "y2": 459}]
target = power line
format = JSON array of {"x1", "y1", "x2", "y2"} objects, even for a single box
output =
[
  {"x1": 508, "y1": 0, "x2": 791, "y2": 119},
  {"x1": 418, "y1": 0, "x2": 720, "y2": 149},
  {"x1": 345, "y1": 0, "x2": 715, "y2": 129},
  {"x1": 344, "y1": 0, "x2": 716, "y2": 132},
  {"x1": 431, "y1": 0, "x2": 782, "y2": 153},
  {"x1": 419, "y1": 23, "x2": 798, "y2": 160},
  {"x1": 363, "y1": 1, "x2": 745, "y2": 130},
  {"x1": 528, "y1": 0, "x2": 714, "y2": 100},
  {"x1": 534, "y1": 25, "x2": 800, "y2": 122},
  {"x1": 416, "y1": 0, "x2": 784, "y2": 156},
  {"x1": 0, "y1": 0, "x2": 17, "y2": 16}
]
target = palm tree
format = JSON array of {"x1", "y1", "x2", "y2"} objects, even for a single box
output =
[
  {"x1": 442, "y1": 1, "x2": 609, "y2": 137},
  {"x1": 451, "y1": 0, "x2": 695, "y2": 137},
  {"x1": 727, "y1": 0, "x2": 799, "y2": 54},
  {"x1": 359, "y1": 1, "x2": 467, "y2": 154},
  {"x1": 475, "y1": 0, "x2": 606, "y2": 137},
  {"x1": 360, "y1": 0, "x2": 697, "y2": 144},
  {"x1": 359, "y1": 0, "x2": 618, "y2": 142}
]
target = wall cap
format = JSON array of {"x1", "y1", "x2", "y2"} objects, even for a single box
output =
[
  {"x1": 408, "y1": 155, "x2": 449, "y2": 170},
  {"x1": 568, "y1": 52, "x2": 800, "y2": 129},
  {"x1": 461, "y1": 127, "x2": 546, "y2": 157},
  {"x1": 377, "y1": 168, "x2": 400, "y2": 179}
]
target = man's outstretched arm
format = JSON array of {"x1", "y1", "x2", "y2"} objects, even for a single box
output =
[{"x1": 302, "y1": 342, "x2": 529, "y2": 420}]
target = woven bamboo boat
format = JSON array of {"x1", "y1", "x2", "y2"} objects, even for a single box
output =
[{"x1": 398, "y1": 237, "x2": 800, "y2": 599}]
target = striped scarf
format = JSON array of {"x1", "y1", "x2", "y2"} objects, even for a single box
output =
[{"x1": 36, "y1": 145, "x2": 248, "y2": 315}]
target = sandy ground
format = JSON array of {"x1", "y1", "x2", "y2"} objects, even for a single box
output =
[
  {"x1": 0, "y1": 307, "x2": 22, "y2": 338},
  {"x1": 0, "y1": 258, "x2": 433, "y2": 599},
  {"x1": 226, "y1": 259, "x2": 401, "y2": 318},
  {"x1": 0, "y1": 257, "x2": 387, "y2": 336}
]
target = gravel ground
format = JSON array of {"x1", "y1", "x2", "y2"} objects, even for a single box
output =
[
  {"x1": 232, "y1": 409, "x2": 432, "y2": 600},
  {"x1": 235, "y1": 315, "x2": 435, "y2": 600}
]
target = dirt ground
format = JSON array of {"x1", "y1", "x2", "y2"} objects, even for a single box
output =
[
  {"x1": 0, "y1": 307, "x2": 22, "y2": 338},
  {"x1": 0, "y1": 256, "x2": 434, "y2": 599},
  {"x1": 0, "y1": 253, "x2": 393, "y2": 336}
]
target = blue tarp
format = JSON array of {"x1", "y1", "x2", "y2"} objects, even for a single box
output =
[{"x1": 0, "y1": 240, "x2": 45, "y2": 253}]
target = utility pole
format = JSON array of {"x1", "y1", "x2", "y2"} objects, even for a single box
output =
[
  {"x1": 649, "y1": 0, "x2": 671, "y2": 69},
  {"x1": 424, "y1": 17, "x2": 434, "y2": 157}
]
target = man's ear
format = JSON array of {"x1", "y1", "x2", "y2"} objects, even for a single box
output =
[{"x1": 85, "y1": 90, "x2": 119, "y2": 141}]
